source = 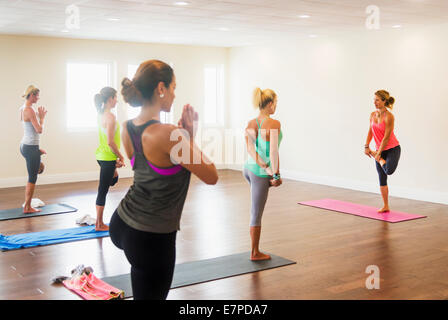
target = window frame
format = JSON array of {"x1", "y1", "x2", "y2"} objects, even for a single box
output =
[{"x1": 65, "y1": 59, "x2": 116, "y2": 132}]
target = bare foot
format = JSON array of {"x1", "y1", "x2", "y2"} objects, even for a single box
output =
[
  {"x1": 95, "y1": 224, "x2": 109, "y2": 231},
  {"x1": 378, "y1": 207, "x2": 390, "y2": 213},
  {"x1": 250, "y1": 252, "x2": 271, "y2": 261},
  {"x1": 23, "y1": 207, "x2": 41, "y2": 214}
]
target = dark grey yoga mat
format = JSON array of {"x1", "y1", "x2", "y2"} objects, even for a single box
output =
[
  {"x1": 102, "y1": 252, "x2": 296, "y2": 298},
  {"x1": 0, "y1": 203, "x2": 77, "y2": 221}
]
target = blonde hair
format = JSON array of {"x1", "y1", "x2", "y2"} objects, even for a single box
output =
[
  {"x1": 22, "y1": 85, "x2": 40, "y2": 99},
  {"x1": 253, "y1": 87, "x2": 277, "y2": 110},
  {"x1": 375, "y1": 90, "x2": 395, "y2": 110}
]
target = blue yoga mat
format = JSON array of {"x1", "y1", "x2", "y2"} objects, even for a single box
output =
[{"x1": 0, "y1": 225, "x2": 109, "y2": 251}]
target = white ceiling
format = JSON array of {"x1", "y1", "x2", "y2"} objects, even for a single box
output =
[{"x1": 1, "y1": 0, "x2": 447, "y2": 47}]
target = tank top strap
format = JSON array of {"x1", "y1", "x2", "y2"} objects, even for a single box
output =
[
  {"x1": 256, "y1": 118, "x2": 268, "y2": 129},
  {"x1": 126, "y1": 119, "x2": 160, "y2": 154}
]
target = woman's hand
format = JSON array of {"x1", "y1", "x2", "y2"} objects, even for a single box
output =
[
  {"x1": 116, "y1": 158, "x2": 125, "y2": 168},
  {"x1": 37, "y1": 106, "x2": 47, "y2": 121},
  {"x1": 374, "y1": 151, "x2": 382, "y2": 162},
  {"x1": 178, "y1": 104, "x2": 198, "y2": 139},
  {"x1": 364, "y1": 147, "x2": 372, "y2": 158},
  {"x1": 270, "y1": 178, "x2": 282, "y2": 187}
]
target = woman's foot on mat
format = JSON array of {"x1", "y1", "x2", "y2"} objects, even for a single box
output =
[
  {"x1": 23, "y1": 207, "x2": 41, "y2": 214},
  {"x1": 250, "y1": 251, "x2": 271, "y2": 261},
  {"x1": 95, "y1": 223, "x2": 109, "y2": 231},
  {"x1": 378, "y1": 206, "x2": 390, "y2": 213}
]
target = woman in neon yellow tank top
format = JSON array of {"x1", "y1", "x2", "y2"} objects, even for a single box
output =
[
  {"x1": 244, "y1": 87, "x2": 283, "y2": 261},
  {"x1": 94, "y1": 87, "x2": 125, "y2": 231}
]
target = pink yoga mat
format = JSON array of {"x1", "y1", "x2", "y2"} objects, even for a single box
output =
[{"x1": 298, "y1": 198, "x2": 426, "y2": 223}]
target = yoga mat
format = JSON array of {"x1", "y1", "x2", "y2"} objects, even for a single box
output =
[
  {"x1": 0, "y1": 225, "x2": 109, "y2": 251},
  {"x1": 298, "y1": 198, "x2": 427, "y2": 223},
  {"x1": 0, "y1": 203, "x2": 77, "y2": 221},
  {"x1": 102, "y1": 252, "x2": 296, "y2": 298}
]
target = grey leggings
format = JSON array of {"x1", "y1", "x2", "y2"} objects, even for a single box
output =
[
  {"x1": 243, "y1": 167, "x2": 270, "y2": 227},
  {"x1": 20, "y1": 144, "x2": 41, "y2": 184}
]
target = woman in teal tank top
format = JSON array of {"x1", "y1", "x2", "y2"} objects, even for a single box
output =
[
  {"x1": 244, "y1": 87, "x2": 283, "y2": 261},
  {"x1": 93, "y1": 87, "x2": 125, "y2": 231}
]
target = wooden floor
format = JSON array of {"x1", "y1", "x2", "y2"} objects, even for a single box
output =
[{"x1": 0, "y1": 169, "x2": 447, "y2": 300}]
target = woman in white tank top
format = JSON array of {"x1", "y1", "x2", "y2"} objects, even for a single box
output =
[{"x1": 19, "y1": 85, "x2": 47, "y2": 213}]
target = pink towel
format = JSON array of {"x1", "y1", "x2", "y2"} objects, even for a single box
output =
[{"x1": 63, "y1": 272, "x2": 124, "y2": 300}]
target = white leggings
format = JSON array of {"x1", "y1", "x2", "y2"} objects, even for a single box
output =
[{"x1": 243, "y1": 167, "x2": 270, "y2": 226}]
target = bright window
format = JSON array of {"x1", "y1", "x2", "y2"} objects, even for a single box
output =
[
  {"x1": 126, "y1": 63, "x2": 174, "y2": 124},
  {"x1": 66, "y1": 62, "x2": 113, "y2": 129},
  {"x1": 204, "y1": 64, "x2": 224, "y2": 126}
]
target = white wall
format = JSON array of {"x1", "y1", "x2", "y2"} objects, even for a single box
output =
[
  {"x1": 227, "y1": 24, "x2": 448, "y2": 205},
  {"x1": 0, "y1": 35, "x2": 228, "y2": 188},
  {"x1": 2, "y1": 25, "x2": 447, "y2": 206}
]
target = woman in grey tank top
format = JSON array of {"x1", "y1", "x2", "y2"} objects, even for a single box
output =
[
  {"x1": 19, "y1": 85, "x2": 47, "y2": 213},
  {"x1": 109, "y1": 60, "x2": 218, "y2": 300}
]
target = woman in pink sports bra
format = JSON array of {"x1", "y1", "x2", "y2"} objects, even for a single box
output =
[{"x1": 364, "y1": 90, "x2": 401, "y2": 213}]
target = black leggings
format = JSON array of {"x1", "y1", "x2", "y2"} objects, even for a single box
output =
[
  {"x1": 20, "y1": 144, "x2": 41, "y2": 184},
  {"x1": 96, "y1": 160, "x2": 118, "y2": 206},
  {"x1": 109, "y1": 210, "x2": 177, "y2": 300},
  {"x1": 376, "y1": 145, "x2": 401, "y2": 186}
]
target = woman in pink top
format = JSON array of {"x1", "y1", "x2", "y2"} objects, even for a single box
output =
[{"x1": 364, "y1": 90, "x2": 401, "y2": 213}]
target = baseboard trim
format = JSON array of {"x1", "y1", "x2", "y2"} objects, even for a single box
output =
[
  {"x1": 2, "y1": 166, "x2": 446, "y2": 205},
  {"x1": 0, "y1": 169, "x2": 134, "y2": 189},
  {"x1": 225, "y1": 166, "x2": 448, "y2": 205},
  {"x1": 0, "y1": 165, "x2": 229, "y2": 189}
]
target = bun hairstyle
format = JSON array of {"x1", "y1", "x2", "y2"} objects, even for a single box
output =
[
  {"x1": 94, "y1": 87, "x2": 117, "y2": 113},
  {"x1": 253, "y1": 87, "x2": 277, "y2": 110},
  {"x1": 121, "y1": 59, "x2": 174, "y2": 108},
  {"x1": 375, "y1": 90, "x2": 395, "y2": 110}
]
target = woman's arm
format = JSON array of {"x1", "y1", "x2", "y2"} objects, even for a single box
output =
[
  {"x1": 245, "y1": 123, "x2": 270, "y2": 171},
  {"x1": 268, "y1": 120, "x2": 282, "y2": 187},
  {"x1": 168, "y1": 105, "x2": 218, "y2": 185},
  {"x1": 364, "y1": 112, "x2": 374, "y2": 157},
  {"x1": 105, "y1": 113, "x2": 125, "y2": 163},
  {"x1": 166, "y1": 126, "x2": 218, "y2": 185},
  {"x1": 121, "y1": 120, "x2": 134, "y2": 160},
  {"x1": 268, "y1": 120, "x2": 281, "y2": 175},
  {"x1": 26, "y1": 107, "x2": 45, "y2": 134}
]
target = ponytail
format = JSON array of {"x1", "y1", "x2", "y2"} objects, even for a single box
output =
[
  {"x1": 253, "y1": 87, "x2": 263, "y2": 109},
  {"x1": 94, "y1": 93, "x2": 104, "y2": 113},
  {"x1": 253, "y1": 87, "x2": 277, "y2": 110}
]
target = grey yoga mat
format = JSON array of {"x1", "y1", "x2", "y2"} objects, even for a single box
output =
[
  {"x1": 102, "y1": 252, "x2": 296, "y2": 298},
  {"x1": 0, "y1": 203, "x2": 77, "y2": 221}
]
